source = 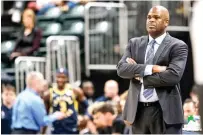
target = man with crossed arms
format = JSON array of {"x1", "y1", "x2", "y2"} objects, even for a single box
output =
[{"x1": 117, "y1": 6, "x2": 188, "y2": 134}]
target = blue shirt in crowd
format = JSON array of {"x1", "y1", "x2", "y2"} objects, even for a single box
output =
[{"x1": 12, "y1": 88, "x2": 57, "y2": 131}]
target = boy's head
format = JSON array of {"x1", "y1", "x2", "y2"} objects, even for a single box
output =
[
  {"x1": 183, "y1": 98, "x2": 196, "y2": 120},
  {"x1": 2, "y1": 84, "x2": 16, "y2": 108},
  {"x1": 92, "y1": 103, "x2": 115, "y2": 128}
]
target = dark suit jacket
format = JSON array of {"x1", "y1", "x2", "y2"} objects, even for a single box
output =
[{"x1": 117, "y1": 33, "x2": 188, "y2": 125}]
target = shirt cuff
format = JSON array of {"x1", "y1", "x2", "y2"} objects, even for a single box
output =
[
  {"x1": 144, "y1": 65, "x2": 153, "y2": 76},
  {"x1": 140, "y1": 77, "x2": 143, "y2": 83},
  {"x1": 48, "y1": 114, "x2": 58, "y2": 123}
]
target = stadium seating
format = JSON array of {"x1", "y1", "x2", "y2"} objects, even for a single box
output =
[
  {"x1": 59, "y1": 5, "x2": 84, "y2": 21},
  {"x1": 37, "y1": 7, "x2": 62, "y2": 21},
  {"x1": 60, "y1": 20, "x2": 84, "y2": 35}
]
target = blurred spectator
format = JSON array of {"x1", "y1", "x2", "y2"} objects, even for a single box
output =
[
  {"x1": 37, "y1": 0, "x2": 77, "y2": 15},
  {"x1": 79, "y1": 80, "x2": 95, "y2": 114},
  {"x1": 78, "y1": 115, "x2": 91, "y2": 134},
  {"x1": 9, "y1": 9, "x2": 42, "y2": 63},
  {"x1": 183, "y1": 98, "x2": 196, "y2": 123},
  {"x1": 81, "y1": 81, "x2": 95, "y2": 105},
  {"x1": 11, "y1": 71, "x2": 65, "y2": 134},
  {"x1": 96, "y1": 80, "x2": 120, "y2": 102},
  {"x1": 40, "y1": 80, "x2": 50, "y2": 112},
  {"x1": 190, "y1": 85, "x2": 199, "y2": 115},
  {"x1": 28, "y1": 0, "x2": 92, "y2": 13},
  {"x1": 92, "y1": 102, "x2": 125, "y2": 134},
  {"x1": 1, "y1": 84, "x2": 16, "y2": 134},
  {"x1": 28, "y1": 0, "x2": 52, "y2": 11},
  {"x1": 42, "y1": 68, "x2": 88, "y2": 134}
]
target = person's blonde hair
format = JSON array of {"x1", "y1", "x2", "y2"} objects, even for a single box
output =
[{"x1": 22, "y1": 8, "x2": 36, "y2": 27}]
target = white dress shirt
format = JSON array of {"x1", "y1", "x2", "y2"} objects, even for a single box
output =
[{"x1": 139, "y1": 32, "x2": 167, "y2": 102}]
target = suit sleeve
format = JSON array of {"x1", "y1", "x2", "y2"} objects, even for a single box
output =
[
  {"x1": 143, "y1": 42, "x2": 188, "y2": 88},
  {"x1": 117, "y1": 39, "x2": 147, "y2": 79}
]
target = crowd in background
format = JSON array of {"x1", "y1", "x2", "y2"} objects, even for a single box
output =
[
  {"x1": 1, "y1": 70, "x2": 201, "y2": 134},
  {"x1": 1, "y1": 70, "x2": 130, "y2": 134}
]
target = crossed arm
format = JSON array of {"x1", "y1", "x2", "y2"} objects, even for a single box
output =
[{"x1": 117, "y1": 40, "x2": 188, "y2": 88}]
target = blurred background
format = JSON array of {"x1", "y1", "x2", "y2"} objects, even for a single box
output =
[{"x1": 1, "y1": 0, "x2": 201, "y2": 134}]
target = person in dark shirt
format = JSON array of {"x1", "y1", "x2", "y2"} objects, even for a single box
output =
[
  {"x1": 10, "y1": 8, "x2": 42, "y2": 61},
  {"x1": 81, "y1": 81, "x2": 95, "y2": 105},
  {"x1": 92, "y1": 102, "x2": 125, "y2": 134},
  {"x1": 1, "y1": 84, "x2": 16, "y2": 134},
  {"x1": 79, "y1": 81, "x2": 95, "y2": 114}
]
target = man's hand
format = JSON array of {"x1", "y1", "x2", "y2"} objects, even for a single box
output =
[
  {"x1": 152, "y1": 65, "x2": 167, "y2": 73},
  {"x1": 53, "y1": 111, "x2": 66, "y2": 120},
  {"x1": 124, "y1": 120, "x2": 132, "y2": 126},
  {"x1": 126, "y1": 57, "x2": 137, "y2": 64},
  {"x1": 10, "y1": 52, "x2": 23, "y2": 60}
]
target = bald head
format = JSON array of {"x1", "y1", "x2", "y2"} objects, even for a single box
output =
[
  {"x1": 26, "y1": 71, "x2": 44, "y2": 92},
  {"x1": 104, "y1": 80, "x2": 118, "y2": 98},
  {"x1": 146, "y1": 6, "x2": 170, "y2": 38},
  {"x1": 150, "y1": 6, "x2": 169, "y2": 21}
]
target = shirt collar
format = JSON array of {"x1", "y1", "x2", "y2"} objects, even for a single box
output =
[
  {"x1": 148, "y1": 32, "x2": 167, "y2": 45},
  {"x1": 26, "y1": 87, "x2": 39, "y2": 96}
]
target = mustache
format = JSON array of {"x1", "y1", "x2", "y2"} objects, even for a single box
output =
[{"x1": 147, "y1": 23, "x2": 156, "y2": 26}]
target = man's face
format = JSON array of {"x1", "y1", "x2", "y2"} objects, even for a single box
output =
[
  {"x1": 146, "y1": 7, "x2": 168, "y2": 36},
  {"x1": 190, "y1": 93, "x2": 199, "y2": 108},
  {"x1": 56, "y1": 73, "x2": 68, "y2": 88},
  {"x1": 105, "y1": 83, "x2": 118, "y2": 98},
  {"x1": 93, "y1": 112, "x2": 107, "y2": 128},
  {"x1": 83, "y1": 83, "x2": 94, "y2": 97},
  {"x1": 183, "y1": 102, "x2": 196, "y2": 119},
  {"x1": 2, "y1": 90, "x2": 16, "y2": 105}
]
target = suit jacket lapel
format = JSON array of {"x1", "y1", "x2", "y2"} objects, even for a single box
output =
[
  {"x1": 138, "y1": 36, "x2": 148, "y2": 64},
  {"x1": 153, "y1": 33, "x2": 171, "y2": 64}
]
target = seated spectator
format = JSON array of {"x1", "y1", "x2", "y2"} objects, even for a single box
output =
[
  {"x1": 9, "y1": 9, "x2": 42, "y2": 62},
  {"x1": 81, "y1": 80, "x2": 95, "y2": 105},
  {"x1": 183, "y1": 98, "x2": 196, "y2": 123},
  {"x1": 1, "y1": 84, "x2": 16, "y2": 134},
  {"x1": 183, "y1": 98, "x2": 201, "y2": 132},
  {"x1": 96, "y1": 80, "x2": 120, "y2": 102},
  {"x1": 92, "y1": 102, "x2": 125, "y2": 134},
  {"x1": 79, "y1": 81, "x2": 95, "y2": 114},
  {"x1": 37, "y1": 0, "x2": 78, "y2": 15},
  {"x1": 78, "y1": 115, "x2": 91, "y2": 134},
  {"x1": 190, "y1": 85, "x2": 200, "y2": 115}
]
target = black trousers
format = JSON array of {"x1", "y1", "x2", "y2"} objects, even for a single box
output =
[
  {"x1": 131, "y1": 102, "x2": 182, "y2": 134},
  {"x1": 12, "y1": 128, "x2": 38, "y2": 134}
]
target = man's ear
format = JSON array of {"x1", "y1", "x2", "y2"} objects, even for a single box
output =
[{"x1": 165, "y1": 20, "x2": 169, "y2": 27}]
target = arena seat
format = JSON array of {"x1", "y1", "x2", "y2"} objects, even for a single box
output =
[
  {"x1": 38, "y1": 22, "x2": 62, "y2": 37},
  {"x1": 59, "y1": 5, "x2": 84, "y2": 21},
  {"x1": 1, "y1": 40, "x2": 16, "y2": 54},
  {"x1": 1, "y1": 40, "x2": 16, "y2": 69},
  {"x1": 60, "y1": 20, "x2": 84, "y2": 35}
]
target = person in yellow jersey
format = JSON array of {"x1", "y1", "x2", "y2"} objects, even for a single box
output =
[{"x1": 43, "y1": 68, "x2": 88, "y2": 134}]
